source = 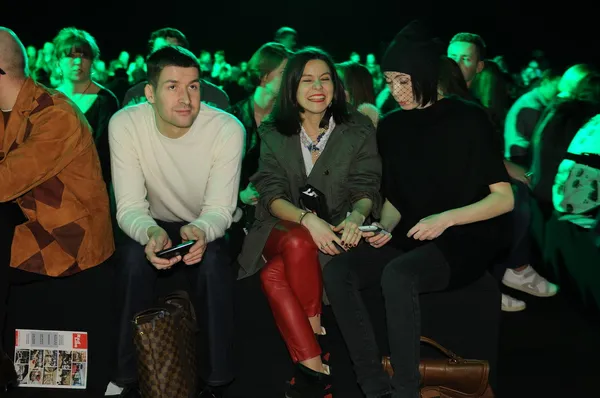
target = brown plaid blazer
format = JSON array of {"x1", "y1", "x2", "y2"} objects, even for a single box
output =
[{"x1": 0, "y1": 78, "x2": 114, "y2": 276}]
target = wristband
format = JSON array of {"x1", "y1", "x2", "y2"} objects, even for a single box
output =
[{"x1": 299, "y1": 211, "x2": 309, "y2": 225}]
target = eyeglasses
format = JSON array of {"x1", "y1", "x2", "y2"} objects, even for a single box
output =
[{"x1": 0, "y1": 68, "x2": 5, "y2": 75}]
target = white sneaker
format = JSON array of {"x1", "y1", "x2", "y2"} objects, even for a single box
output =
[
  {"x1": 501, "y1": 294, "x2": 526, "y2": 312},
  {"x1": 502, "y1": 266, "x2": 559, "y2": 297},
  {"x1": 105, "y1": 382, "x2": 123, "y2": 396}
]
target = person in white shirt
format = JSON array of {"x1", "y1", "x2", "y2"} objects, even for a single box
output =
[{"x1": 107, "y1": 45, "x2": 244, "y2": 398}]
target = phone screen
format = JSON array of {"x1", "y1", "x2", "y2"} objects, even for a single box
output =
[{"x1": 156, "y1": 240, "x2": 195, "y2": 259}]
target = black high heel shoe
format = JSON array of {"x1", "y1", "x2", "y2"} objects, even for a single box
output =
[
  {"x1": 285, "y1": 363, "x2": 333, "y2": 398},
  {"x1": 0, "y1": 350, "x2": 18, "y2": 392}
]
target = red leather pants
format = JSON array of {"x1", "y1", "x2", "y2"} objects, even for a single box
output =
[{"x1": 260, "y1": 221, "x2": 322, "y2": 363}]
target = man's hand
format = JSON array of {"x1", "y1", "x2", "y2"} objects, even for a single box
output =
[
  {"x1": 180, "y1": 224, "x2": 207, "y2": 265},
  {"x1": 145, "y1": 226, "x2": 180, "y2": 270}
]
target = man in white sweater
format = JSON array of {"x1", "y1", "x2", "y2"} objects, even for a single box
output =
[{"x1": 107, "y1": 45, "x2": 244, "y2": 398}]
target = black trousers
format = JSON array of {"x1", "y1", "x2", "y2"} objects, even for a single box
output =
[
  {"x1": 0, "y1": 200, "x2": 115, "y2": 394},
  {"x1": 114, "y1": 221, "x2": 235, "y2": 387},
  {"x1": 493, "y1": 180, "x2": 531, "y2": 278},
  {"x1": 0, "y1": 201, "x2": 38, "y2": 354},
  {"x1": 323, "y1": 243, "x2": 451, "y2": 398},
  {"x1": 0, "y1": 269, "x2": 47, "y2": 353}
]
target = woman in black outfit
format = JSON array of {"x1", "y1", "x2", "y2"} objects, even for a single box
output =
[
  {"x1": 322, "y1": 21, "x2": 515, "y2": 398},
  {"x1": 52, "y1": 27, "x2": 119, "y2": 187}
]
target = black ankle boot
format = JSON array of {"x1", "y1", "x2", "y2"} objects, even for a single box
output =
[
  {"x1": 0, "y1": 350, "x2": 18, "y2": 392},
  {"x1": 285, "y1": 363, "x2": 333, "y2": 398}
]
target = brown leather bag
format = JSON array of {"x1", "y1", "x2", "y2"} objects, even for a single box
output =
[
  {"x1": 133, "y1": 291, "x2": 198, "y2": 398},
  {"x1": 382, "y1": 337, "x2": 494, "y2": 398}
]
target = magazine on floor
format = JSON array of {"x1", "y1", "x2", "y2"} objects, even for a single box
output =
[{"x1": 13, "y1": 329, "x2": 88, "y2": 389}]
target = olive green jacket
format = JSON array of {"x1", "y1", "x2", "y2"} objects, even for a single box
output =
[{"x1": 237, "y1": 111, "x2": 382, "y2": 279}]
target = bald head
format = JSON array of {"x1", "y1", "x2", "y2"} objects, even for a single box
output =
[{"x1": 0, "y1": 27, "x2": 28, "y2": 78}]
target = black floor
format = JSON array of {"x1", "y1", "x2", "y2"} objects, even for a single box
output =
[
  {"x1": 7, "y1": 273, "x2": 600, "y2": 398},
  {"x1": 227, "y1": 276, "x2": 600, "y2": 398}
]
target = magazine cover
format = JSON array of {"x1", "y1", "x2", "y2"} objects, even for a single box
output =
[{"x1": 13, "y1": 329, "x2": 88, "y2": 389}]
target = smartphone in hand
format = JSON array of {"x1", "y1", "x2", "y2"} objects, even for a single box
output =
[
  {"x1": 156, "y1": 240, "x2": 195, "y2": 259},
  {"x1": 358, "y1": 225, "x2": 384, "y2": 234}
]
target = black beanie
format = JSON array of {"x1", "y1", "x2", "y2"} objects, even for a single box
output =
[
  {"x1": 382, "y1": 20, "x2": 444, "y2": 105},
  {"x1": 381, "y1": 20, "x2": 444, "y2": 74}
]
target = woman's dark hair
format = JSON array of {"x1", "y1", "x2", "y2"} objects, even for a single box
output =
[
  {"x1": 470, "y1": 60, "x2": 511, "y2": 124},
  {"x1": 146, "y1": 45, "x2": 200, "y2": 87},
  {"x1": 271, "y1": 47, "x2": 350, "y2": 136},
  {"x1": 52, "y1": 27, "x2": 100, "y2": 61},
  {"x1": 438, "y1": 57, "x2": 471, "y2": 99},
  {"x1": 336, "y1": 61, "x2": 376, "y2": 106},
  {"x1": 247, "y1": 42, "x2": 290, "y2": 88}
]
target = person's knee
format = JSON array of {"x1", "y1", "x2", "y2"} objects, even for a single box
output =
[
  {"x1": 322, "y1": 257, "x2": 351, "y2": 288},
  {"x1": 281, "y1": 224, "x2": 317, "y2": 252},
  {"x1": 259, "y1": 256, "x2": 283, "y2": 294},
  {"x1": 197, "y1": 239, "x2": 232, "y2": 278},
  {"x1": 115, "y1": 237, "x2": 152, "y2": 279},
  {"x1": 381, "y1": 259, "x2": 415, "y2": 293}
]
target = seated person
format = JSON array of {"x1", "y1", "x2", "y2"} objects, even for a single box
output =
[
  {"x1": 107, "y1": 45, "x2": 244, "y2": 398},
  {"x1": 529, "y1": 71, "x2": 600, "y2": 206},
  {"x1": 0, "y1": 27, "x2": 114, "y2": 393},
  {"x1": 122, "y1": 27, "x2": 229, "y2": 110},
  {"x1": 553, "y1": 114, "x2": 600, "y2": 237},
  {"x1": 550, "y1": 114, "x2": 600, "y2": 309},
  {"x1": 226, "y1": 42, "x2": 290, "y2": 255},
  {"x1": 237, "y1": 47, "x2": 382, "y2": 398},
  {"x1": 504, "y1": 68, "x2": 560, "y2": 170},
  {"x1": 336, "y1": 60, "x2": 381, "y2": 127},
  {"x1": 323, "y1": 21, "x2": 514, "y2": 398}
]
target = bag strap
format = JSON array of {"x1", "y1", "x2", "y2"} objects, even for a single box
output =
[
  {"x1": 163, "y1": 290, "x2": 198, "y2": 327},
  {"x1": 132, "y1": 307, "x2": 169, "y2": 328},
  {"x1": 420, "y1": 336, "x2": 463, "y2": 361},
  {"x1": 565, "y1": 152, "x2": 600, "y2": 169}
]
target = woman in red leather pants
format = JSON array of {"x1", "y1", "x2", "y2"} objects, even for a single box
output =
[{"x1": 237, "y1": 47, "x2": 382, "y2": 398}]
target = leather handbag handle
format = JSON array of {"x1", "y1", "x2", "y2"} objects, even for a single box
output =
[
  {"x1": 163, "y1": 290, "x2": 199, "y2": 331},
  {"x1": 420, "y1": 336, "x2": 463, "y2": 361}
]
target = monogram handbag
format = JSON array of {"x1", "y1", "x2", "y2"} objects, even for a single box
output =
[
  {"x1": 382, "y1": 337, "x2": 494, "y2": 398},
  {"x1": 133, "y1": 291, "x2": 198, "y2": 398}
]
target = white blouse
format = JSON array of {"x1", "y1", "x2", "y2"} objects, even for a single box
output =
[{"x1": 299, "y1": 116, "x2": 336, "y2": 176}]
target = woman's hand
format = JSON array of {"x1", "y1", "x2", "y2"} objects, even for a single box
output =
[
  {"x1": 303, "y1": 213, "x2": 346, "y2": 256},
  {"x1": 333, "y1": 211, "x2": 365, "y2": 248},
  {"x1": 240, "y1": 183, "x2": 259, "y2": 205},
  {"x1": 407, "y1": 213, "x2": 453, "y2": 241},
  {"x1": 363, "y1": 222, "x2": 393, "y2": 248}
]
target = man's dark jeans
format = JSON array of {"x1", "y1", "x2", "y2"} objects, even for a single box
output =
[{"x1": 115, "y1": 221, "x2": 235, "y2": 387}]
